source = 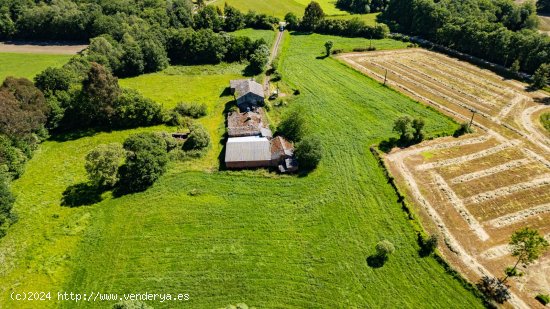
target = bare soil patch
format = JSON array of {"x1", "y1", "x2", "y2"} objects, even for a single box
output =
[{"x1": 0, "y1": 42, "x2": 87, "y2": 54}]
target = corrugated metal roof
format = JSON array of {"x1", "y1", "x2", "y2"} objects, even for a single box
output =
[{"x1": 225, "y1": 137, "x2": 271, "y2": 162}]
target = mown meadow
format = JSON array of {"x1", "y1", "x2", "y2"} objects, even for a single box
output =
[
  {"x1": 0, "y1": 31, "x2": 484, "y2": 308},
  {"x1": 211, "y1": 0, "x2": 380, "y2": 25},
  {"x1": 0, "y1": 52, "x2": 72, "y2": 81}
]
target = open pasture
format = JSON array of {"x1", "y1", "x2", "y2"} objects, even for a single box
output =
[
  {"x1": 0, "y1": 34, "x2": 485, "y2": 308},
  {"x1": 0, "y1": 52, "x2": 72, "y2": 81},
  {"x1": 340, "y1": 48, "x2": 550, "y2": 307}
]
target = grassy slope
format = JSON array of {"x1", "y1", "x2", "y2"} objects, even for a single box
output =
[
  {"x1": 0, "y1": 52, "x2": 72, "y2": 81},
  {"x1": 211, "y1": 0, "x2": 378, "y2": 24},
  {"x1": 0, "y1": 33, "x2": 482, "y2": 308},
  {"x1": 232, "y1": 28, "x2": 277, "y2": 45},
  {"x1": 63, "y1": 34, "x2": 480, "y2": 308}
]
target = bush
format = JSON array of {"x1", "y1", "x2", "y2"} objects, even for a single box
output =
[
  {"x1": 504, "y1": 266, "x2": 522, "y2": 277},
  {"x1": 476, "y1": 276, "x2": 510, "y2": 304},
  {"x1": 116, "y1": 133, "x2": 169, "y2": 194},
  {"x1": 85, "y1": 143, "x2": 125, "y2": 188},
  {"x1": 419, "y1": 233, "x2": 438, "y2": 256},
  {"x1": 453, "y1": 122, "x2": 474, "y2": 137},
  {"x1": 113, "y1": 89, "x2": 164, "y2": 128},
  {"x1": 174, "y1": 102, "x2": 208, "y2": 118},
  {"x1": 294, "y1": 136, "x2": 322, "y2": 171},
  {"x1": 535, "y1": 294, "x2": 550, "y2": 305},
  {"x1": 34, "y1": 67, "x2": 71, "y2": 93},
  {"x1": 375, "y1": 240, "x2": 395, "y2": 259},
  {"x1": 0, "y1": 172, "x2": 15, "y2": 227},
  {"x1": 184, "y1": 124, "x2": 210, "y2": 151}
]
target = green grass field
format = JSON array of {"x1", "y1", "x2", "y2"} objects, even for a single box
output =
[
  {"x1": 0, "y1": 52, "x2": 72, "y2": 82},
  {"x1": 211, "y1": 0, "x2": 378, "y2": 23},
  {"x1": 0, "y1": 32, "x2": 484, "y2": 309}
]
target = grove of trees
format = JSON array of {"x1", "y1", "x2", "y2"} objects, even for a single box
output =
[
  {"x1": 287, "y1": 2, "x2": 389, "y2": 39},
  {"x1": 381, "y1": 0, "x2": 550, "y2": 75}
]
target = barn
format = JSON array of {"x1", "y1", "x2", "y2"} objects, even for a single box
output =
[
  {"x1": 225, "y1": 136, "x2": 272, "y2": 169},
  {"x1": 229, "y1": 79, "x2": 265, "y2": 111}
]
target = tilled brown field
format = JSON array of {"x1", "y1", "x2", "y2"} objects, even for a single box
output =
[{"x1": 340, "y1": 49, "x2": 550, "y2": 308}]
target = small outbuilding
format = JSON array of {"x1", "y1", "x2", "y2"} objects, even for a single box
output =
[{"x1": 230, "y1": 79, "x2": 265, "y2": 111}]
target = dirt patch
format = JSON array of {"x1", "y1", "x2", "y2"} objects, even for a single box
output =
[{"x1": 0, "y1": 42, "x2": 87, "y2": 54}]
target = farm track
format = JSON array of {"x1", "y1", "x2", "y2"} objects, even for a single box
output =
[{"x1": 340, "y1": 48, "x2": 550, "y2": 308}]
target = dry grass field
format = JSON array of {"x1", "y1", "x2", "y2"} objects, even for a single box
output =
[{"x1": 339, "y1": 49, "x2": 550, "y2": 308}]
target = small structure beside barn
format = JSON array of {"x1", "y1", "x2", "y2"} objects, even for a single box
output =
[{"x1": 229, "y1": 79, "x2": 265, "y2": 111}]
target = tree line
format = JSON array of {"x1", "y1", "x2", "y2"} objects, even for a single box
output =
[
  {"x1": 336, "y1": 0, "x2": 390, "y2": 14},
  {"x1": 284, "y1": 1, "x2": 389, "y2": 39},
  {"x1": 0, "y1": 0, "x2": 277, "y2": 41},
  {"x1": 381, "y1": 0, "x2": 550, "y2": 75}
]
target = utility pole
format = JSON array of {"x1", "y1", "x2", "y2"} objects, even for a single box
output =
[
  {"x1": 383, "y1": 69, "x2": 388, "y2": 85},
  {"x1": 468, "y1": 109, "x2": 476, "y2": 131}
]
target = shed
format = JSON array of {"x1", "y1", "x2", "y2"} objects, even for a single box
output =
[
  {"x1": 225, "y1": 136, "x2": 272, "y2": 169},
  {"x1": 230, "y1": 79, "x2": 265, "y2": 111}
]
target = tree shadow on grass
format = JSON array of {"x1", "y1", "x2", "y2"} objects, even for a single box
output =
[
  {"x1": 366, "y1": 254, "x2": 388, "y2": 268},
  {"x1": 61, "y1": 183, "x2": 104, "y2": 207}
]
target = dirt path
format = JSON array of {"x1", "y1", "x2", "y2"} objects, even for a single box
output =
[
  {"x1": 521, "y1": 104, "x2": 550, "y2": 150},
  {"x1": 263, "y1": 30, "x2": 284, "y2": 95},
  {"x1": 0, "y1": 42, "x2": 87, "y2": 54}
]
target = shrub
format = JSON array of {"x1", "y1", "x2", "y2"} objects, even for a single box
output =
[
  {"x1": 116, "y1": 133, "x2": 169, "y2": 194},
  {"x1": 504, "y1": 266, "x2": 522, "y2": 277},
  {"x1": 34, "y1": 67, "x2": 71, "y2": 93},
  {"x1": 113, "y1": 89, "x2": 164, "y2": 128},
  {"x1": 535, "y1": 294, "x2": 550, "y2": 305},
  {"x1": 419, "y1": 234, "x2": 438, "y2": 256},
  {"x1": 375, "y1": 240, "x2": 395, "y2": 259},
  {"x1": 0, "y1": 172, "x2": 15, "y2": 227},
  {"x1": 476, "y1": 276, "x2": 510, "y2": 304},
  {"x1": 85, "y1": 143, "x2": 125, "y2": 188},
  {"x1": 294, "y1": 136, "x2": 322, "y2": 170},
  {"x1": 184, "y1": 124, "x2": 210, "y2": 151},
  {"x1": 174, "y1": 102, "x2": 208, "y2": 118},
  {"x1": 453, "y1": 122, "x2": 474, "y2": 137}
]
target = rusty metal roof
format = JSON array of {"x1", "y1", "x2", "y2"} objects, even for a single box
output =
[{"x1": 225, "y1": 136, "x2": 271, "y2": 163}]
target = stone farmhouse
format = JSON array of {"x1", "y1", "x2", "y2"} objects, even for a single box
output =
[
  {"x1": 229, "y1": 79, "x2": 265, "y2": 112},
  {"x1": 224, "y1": 81, "x2": 297, "y2": 172}
]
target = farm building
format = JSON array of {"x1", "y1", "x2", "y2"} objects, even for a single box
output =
[
  {"x1": 225, "y1": 136, "x2": 272, "y2": 169},
  {"x1": 271, "y1": 136, "x2": 298, "y2": 173},
  {"x1": 225, "y1": 135, "x2": 297, "y2": 171},
  {"x1": 230, "y1": 79, "x2": 265, "y2": 111},
  {"x1": 227, "y1": 109, "x2": 272, "y2": 138}
]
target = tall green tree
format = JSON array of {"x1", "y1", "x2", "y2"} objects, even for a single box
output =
[
  {"x1": 503, "y1": 227, "x2": 549, "y2": 282},
  {"x1": 117, "y1": 133, "x2": 169, "y2": 194},
  {"x1": 302, "y1": 1, "x2": 325, "y2": 31},
  {"x1": 531, "y1": 63, "x2": 550, "y2": 90},
  {"x1": 80, "y1": 62, "x2": 121, "y2": 126},
  {"x1": 85, "y1": 143, "x2": 125, "y2": 188},
  {"x1": 324, "y1": 40, "x2": 333, "y2": 56}
]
